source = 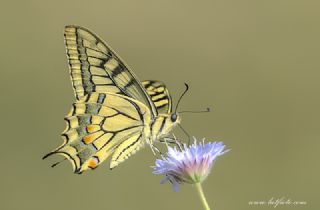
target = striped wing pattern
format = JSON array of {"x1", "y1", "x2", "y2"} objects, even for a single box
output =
[
  {"x1": 142, "y1": 80, "x2": 172, "y2": 114},
  {"x1": 44, "y1": 92, "x2": 151, "y2": 173},
  {"x1": 64, "y1": 25, "x2": 157, "y2": 116}
]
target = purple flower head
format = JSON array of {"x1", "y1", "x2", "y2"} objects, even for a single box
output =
[{"x1": 153, "y1": 138, "x2": 229, "y2": 192}]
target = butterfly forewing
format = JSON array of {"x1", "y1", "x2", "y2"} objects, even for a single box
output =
[{"x1": 64, "y1": 25, "x2": 157, "y2": 116}]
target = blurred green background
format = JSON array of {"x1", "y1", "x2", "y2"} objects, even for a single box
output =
[{"x1": 0, "y1": 0, "x2": 319, "y2": 209}]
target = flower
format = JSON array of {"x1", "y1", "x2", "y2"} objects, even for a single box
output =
[{"x1": 153, "y1": 138, "x2": 229, "y2": 192}]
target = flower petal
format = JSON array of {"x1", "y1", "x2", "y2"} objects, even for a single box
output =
[{"x1": 152, "y1": 137, "x2": 229, "y2": 191}]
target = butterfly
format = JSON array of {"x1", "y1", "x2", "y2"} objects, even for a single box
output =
[{"x1": 43, "y1": 25, "x2": 183, "y2": 174}]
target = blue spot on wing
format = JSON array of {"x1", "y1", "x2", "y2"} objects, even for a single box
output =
[{"x1": 98, "y1": 94, "x2": 106, "y2": 104}]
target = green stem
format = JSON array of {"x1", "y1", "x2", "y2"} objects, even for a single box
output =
[{"x1": 195, "y1": 183, "x2": 211, "y2": 210}]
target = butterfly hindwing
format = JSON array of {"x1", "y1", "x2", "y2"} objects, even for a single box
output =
[
  {"x1": 142, "y1": 80, "x2": 172, "y2": 114},
  {"x1": 45, "y1": 93, "x2": 151, "y2": 173},
  {"x1": 64, "y1": 25, "x2": 157, "y2": 116},
  {"x1": 110, "y1": 132, "x2": 145, "y2": 169}
]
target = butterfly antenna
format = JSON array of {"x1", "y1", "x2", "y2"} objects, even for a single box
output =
[
  {"x1": 179, "y1": 107, "x2": 211, "y2": 114},
  {"x1": 174, "y1": 83, "x2": 189, "y2": 113}
]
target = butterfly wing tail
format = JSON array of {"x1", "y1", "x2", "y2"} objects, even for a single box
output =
[
  {"x1": 42, "y1": 114, "x2": 105, "y2": 173},
  {"x1": 43, "y1": 93, "x2": 151, "y2": 173},
  {"x1": 42, "y1": 93, "x2": 113, "y2": 173}
]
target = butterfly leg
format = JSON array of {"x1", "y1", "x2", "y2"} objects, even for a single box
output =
[
  {"x1": 160, "y1": 134, "x2": 184, "y2": 151},
  {"x1": 145, "y1": 137, "x2": 164, "y2": 157},
  {"x1": 159, "y1": 138, "x2": 177, "y2": 145}
]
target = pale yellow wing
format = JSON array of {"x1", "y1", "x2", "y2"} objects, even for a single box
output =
[
  {"x1": 64, "y1": 25, "x2": 157, "y2": 116},
  {"x1": 43, "y1": 93, "x2": 152, "y2": 173},
  {"x1": 141, "y1": 80, "x2": 172, "y2": 114}
]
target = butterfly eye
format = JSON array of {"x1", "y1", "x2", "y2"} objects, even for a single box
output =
[{"x1": 171, "y1": 114, "x2": 177, "y2": 122}]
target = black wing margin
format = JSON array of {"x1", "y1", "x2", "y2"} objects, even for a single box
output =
[{"x1": 64, "y1": 25, "x2": 158, "y2": 116}]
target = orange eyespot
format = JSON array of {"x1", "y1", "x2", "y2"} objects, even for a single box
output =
[
  {"x1": 83, "y1": 135, "x2": 94, "y2": 144},
  {"x1": 88, "y1": 159, "x2": 98, "y2": 169},
  {"x1": 86, "y1": 125, "x2": 96, "y2": 133}
]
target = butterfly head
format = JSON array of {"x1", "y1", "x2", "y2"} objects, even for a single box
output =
[
  {"x1": 151, "y1": 113, "x2": 181, "y2": 140},
  {"x1": 150, "y1": 81, "x2": 187, "y2": 139},
  {"x1": 170, "y1": 113, "x2": 178, "y2": 123},
  {"x1": 169, "y1": 112, "x2": 181, "y2": 130},
  {"x1": 167, "y1": 112, "x2": 181, "y2": 130}
]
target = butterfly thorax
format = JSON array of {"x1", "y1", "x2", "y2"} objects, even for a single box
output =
[{"x1": 150, "y1": 113, "x2": 181, "y2": 141}]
